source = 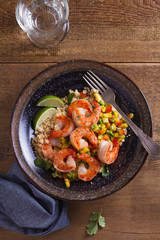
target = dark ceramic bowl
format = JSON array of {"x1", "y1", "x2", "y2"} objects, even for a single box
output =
[{"x1": 11, "y1": 60, "x2": 152, "y2": 201}]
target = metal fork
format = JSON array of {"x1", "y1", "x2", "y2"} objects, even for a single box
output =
[{"x1": 83, "y1": 70, "x2": 160, "y2": 160}]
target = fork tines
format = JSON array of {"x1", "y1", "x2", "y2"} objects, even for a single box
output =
[{"x1": 83, "y1": 70, "x2": 109, "y2": 94}]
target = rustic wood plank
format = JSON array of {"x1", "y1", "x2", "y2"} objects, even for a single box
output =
[
  {"x1": 0, "y1": 63, "x2": 160, "y2": 239},
  {"x1": 1, "y1": 1, "x2": 160, "y2": 62}
]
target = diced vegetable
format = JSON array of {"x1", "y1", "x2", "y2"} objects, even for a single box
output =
[
  {"x1": 118, "y1": 135, "x2": 125, "y2": 142},
  {"x1": 109, "y1": 118, "x2": 115, "y2": 123},
  {"x1": 94, "y1": 93, "x2": 103, "y2": 102},
  {"x1": 127, "y1": 113, "x2": 134, "y2": 119},
  {"x1": 114, "y1": 110, "x2": 118, "y2": 118},
  {"x1": 67, "y1": 172, "x2": 77, "y2": 181},
  {"x1": 119, "y1": 123, "x2": 128, "y2": 129},
  {"x1": 99, "y1": 100, "x2": 105, "y2": 105},
  {"x1": 107, "y1": 130, "x2": 114, "y2": 137},
  {"x1": 103, "y1": 113, "x2": 112, "y2": 118},
  {"x1": 105, "y1": 105, "x2": 112, "y2": 113},
  {"x1": 102, "y1": 118, "x2": 108, "y2": 124},
  {"x1": 114, "y1": 133, "x2": 120, "y2": 138},
  {"x1": 80, "y1": 147, "x2": 90, "y2": 153},
  {"x1": 110, "y1": 123, "x2": 116, "y2": 131},
  {"x1": 101, "y1": 105, "x2": 106, "y2": 112},
  {"x1": 116, "y1": 120, "x2": 123, "y2": 126},
  {"x1": 65, "y1": 178, "x2": 71, "y2": 188},
  {"x1": 91, "y1": 124, "x2": 99, "y2": 132},
  {"x1": 98, "y1": 135, "x2": 103, "y2": 140},
  {"x1": 103, "y1": 134, "x2": 109, "y2": 140},
  {"x1": 118, "y1": 129, "x2": 125, "y2": 135}
]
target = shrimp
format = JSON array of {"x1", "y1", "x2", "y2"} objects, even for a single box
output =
[
  {"x1": 54, "y1": 148, "x2": 76, "y2": 172},
  {"x1": 41, "y1": 134, "x2": 62, "y2": 161},
  {"x1": 72, "y1": 101, "x2": 101, "y2": 127},
  {"x1": 97, "y1": 140, "x2": 120, "y2": 164},
  {"x1": 51, "y1": 115, "x2": 75, "y2": 138},
  {"x1": 68, "y1": 99, "x2": 92, "y2": 117},
  {"x1": 48, "y1": 134, "x2": 62, "y2": 148},
  {"x1": 41, "y1": 142, "x2": 58, "y2": 161},
  {"x1": 78, "y1": 153, "x2": 100, "y2": 181},
  {"x1": 70, "y1": 126, "x2": 98, "y2": 151}
]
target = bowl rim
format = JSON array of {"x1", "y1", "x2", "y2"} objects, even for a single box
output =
[{"x1": 11, "y1": 60, "x2": 152, "y2": 201}]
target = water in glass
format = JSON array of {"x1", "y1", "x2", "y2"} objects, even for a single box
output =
[{"x1": 15, "y1": 0, "x2": 69, "y2": 48}]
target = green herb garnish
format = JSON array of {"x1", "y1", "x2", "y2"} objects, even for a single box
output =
[
  {"x1": 76, "y1": 115, "x2": 81, "y2": 120},
  {"x1": 102, "y1": 164, "x2": 109, "y2": 177},
  {"x1": 51, "y1": 171, "x2": 59, "y2": 178},
  {"x1": 86, "y1": 211, "x2": 106, "y2": 235},
  {"x1": 34, "y1": 158, "x2": 52, "y2": 170},
  {"x1": 67, "y1": 93, "x2": 75, "y2": 105},
  {"x1": 67, "y1": 172, "x2": 77, "y2": 181}
]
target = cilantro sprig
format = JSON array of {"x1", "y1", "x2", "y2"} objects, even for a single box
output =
[
  {"x1": 34, "y1": 158, "x2": 52, "y2": 170},
  {"x1": 86, "y1": 211, "x2": 106, "y2": 235}
]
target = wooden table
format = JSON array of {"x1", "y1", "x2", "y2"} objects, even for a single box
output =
[{"x1": 0, "y1": 0, "x2": 160, "y2": 239}]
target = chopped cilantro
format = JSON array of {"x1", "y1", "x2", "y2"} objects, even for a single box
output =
[
  {"x1": 76, "y1": 115, "x2": 81, "y2": 120},
  {"x1": 102, "y1": 164, "x2": 109, "y2": 177}
]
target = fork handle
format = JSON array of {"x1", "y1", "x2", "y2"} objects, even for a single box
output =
[{"x1": 112, "y1": 102, "x2": 160, "y2": 160}]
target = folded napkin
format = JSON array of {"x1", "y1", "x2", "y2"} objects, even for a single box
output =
[{"x1": 0, "y1": 161, "x2": 70, "y2": 236}]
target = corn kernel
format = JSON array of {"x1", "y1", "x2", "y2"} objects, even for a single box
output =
[
  {"x1": 101, "y1": 105, "x2": 106, "y2": 112},
  {"x1": 127, "y1": 113, "x2": 134, "y2": 119},
  {"x1": 60, "y1": 137, "x2": 66, "y2": 144},
  {"x1": 110, "y1": 123, "x2": 117, "y2": 132},
  {"x1": 118, "y1": 135, "x2": 125, "y2": 142},
  {"x1": 98, "y1": 134, "x2": 103, "y2": 140},
  {"x1": 114, "y1": 133, "x2": 120, "y2": 138},
  {"x1": 114, "y1": 111, "x2": 119, "y2": 118},
  {"x1": 80, "y1": 147, "x2": 90, "y2": 153},
  {"x1": 102, "y1": 118, "x2": 108, "y2": 124},
  {"x1": 99, "y1": 100, "x2": 105, "y2": 105},
  {"x1": 90, "y1": 124, "x2": 99, "y2": 132},
  {"x1": 120, "y1": 123, "x2": 128, "y2": 129},
  {"x1": 65, "y1": 178, "x2": 71, "y2": 188},
  {"x1": 99, "y1": 124, "x2": 107, "y2": 134},
  {"x1": 62, "y1": 143, "x2": 70, "y2": 149},
  {"x1": 103, "y1": 113, "x2": 113, "y2": 118},
  {"x1": 94, "y1": 93, "x2": 103, "y2": 102}
]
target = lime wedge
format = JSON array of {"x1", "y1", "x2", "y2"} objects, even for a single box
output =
[
  {"x1": 33, "y1": 107, "x2": 56, "y2": 130},
  {"x1": 36, "y1": 95, "x2": 64, "y2": 108}
]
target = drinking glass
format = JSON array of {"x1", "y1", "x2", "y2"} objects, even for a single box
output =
[{"x1": 15, "y1": 0, "x2": 69, "y2": 48}]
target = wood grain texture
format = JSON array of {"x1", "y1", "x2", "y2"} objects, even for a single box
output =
[
  {"x1": 0, "y1": 63, "x2": 159, "y2": 239},
  {"x1": 1, "y1": 0, "x2": 160, "y2": 62}
]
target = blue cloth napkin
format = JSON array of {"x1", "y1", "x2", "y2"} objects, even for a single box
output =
[{"x1": 0, "y1": 161, "x2": 70, "y2": 236}]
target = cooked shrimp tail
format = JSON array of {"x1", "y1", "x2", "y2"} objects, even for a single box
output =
[
  {"x1": 70, "y1": 126, "x2": 98, "y2": 151},
  {"x1": 51, "y1": 115, "x2": 75, "y2": 138},
  {"x1": 97, "y1": 140, "x2": 120, "y2": 164},
  {"x1": 41, "y1": 142, "x2": 58, "y2": 162},
  {"x1": 78, "y1": 153, "x2": 100, "y2": 181},
  {"x1": 54, "y1": 148, "x2": 77, "y2": 172}
]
